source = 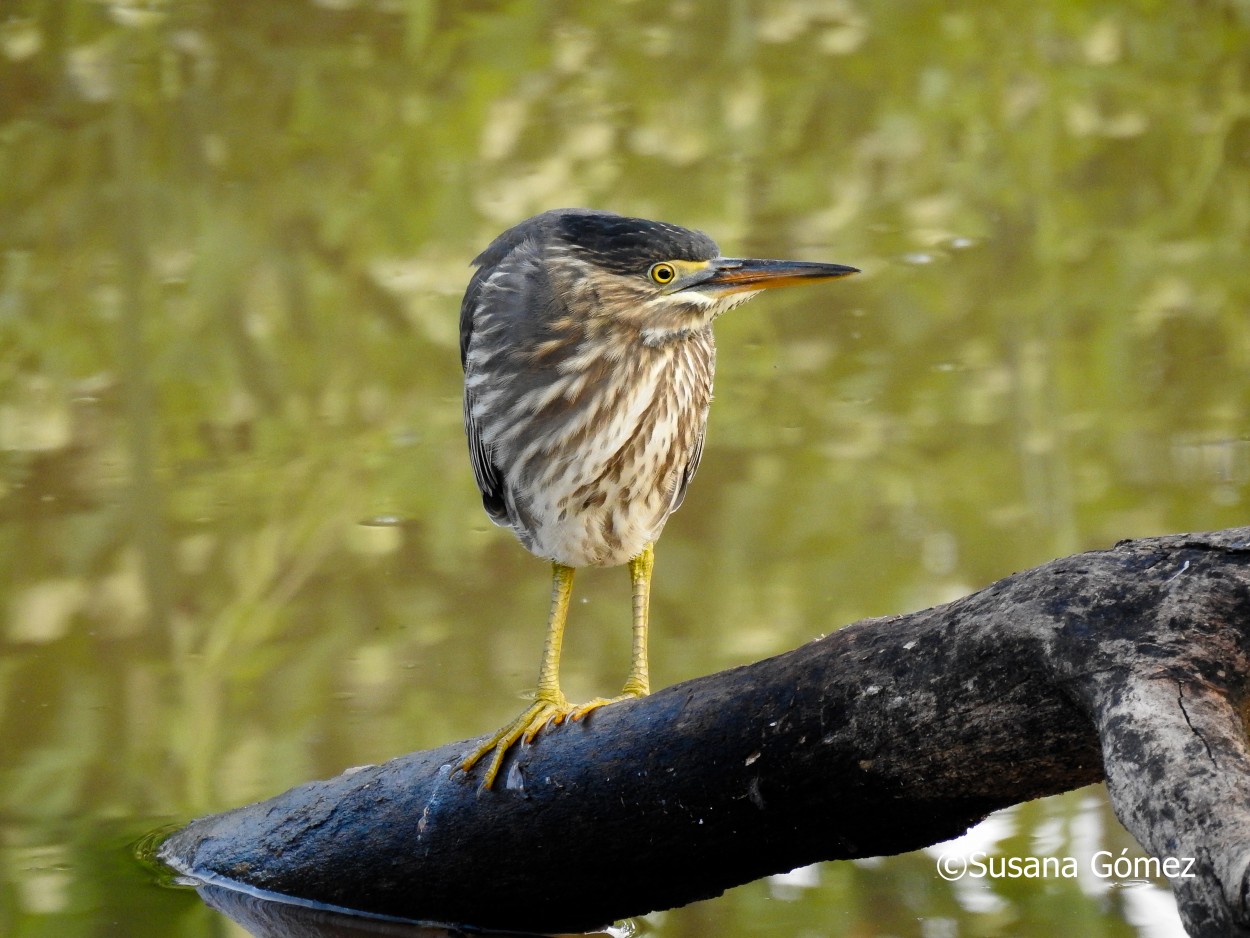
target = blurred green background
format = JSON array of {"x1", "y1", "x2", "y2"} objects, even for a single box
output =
[{"x1": 2, "y1": 0, "x2": 1248, "y2": 935}]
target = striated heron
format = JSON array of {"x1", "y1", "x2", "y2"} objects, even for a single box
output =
[{"x1": 459, "y1": 208, "x2": 858, "y2": 788}]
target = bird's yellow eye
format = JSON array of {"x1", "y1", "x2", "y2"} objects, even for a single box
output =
[{"x1": 649, "y1": 263, "x2": 677, "y2": 285}]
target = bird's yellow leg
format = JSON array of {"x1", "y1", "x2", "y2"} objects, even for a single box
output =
[
  {"x1": 570, "y1": 543, "x2": 654, "y2": 721},
  {"x1": 622, "y1": 542, "x2": 653, "y2": 696},
  {"x1": 460, "y1": 562, "x2": 576, "y2": 787}
]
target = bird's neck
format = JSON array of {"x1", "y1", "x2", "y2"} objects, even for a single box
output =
[{"x1": 639, "y1": 323, "x2": 709, "y2": 348}]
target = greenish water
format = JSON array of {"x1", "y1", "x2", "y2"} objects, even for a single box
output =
[{"x1": 2, "y1": 1, "x2": 1248, "y2": 935}]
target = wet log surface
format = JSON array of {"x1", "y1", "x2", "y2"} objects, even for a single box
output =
[{"x1": 160, "y1": 528, "x2": 1250, "y2": 937}]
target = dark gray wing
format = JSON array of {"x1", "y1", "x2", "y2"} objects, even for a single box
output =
[
  {"x1": 461, "y1": 211, "x2": 579, "y2": 519},
  {"x1": 459, "y1": 208, "x2": 610, "y2": 368},
  {"x1": 669, "y1": 427, "x2": 705, "y2": 515},
  {"x1": 460, "y1": 209, "x2": 616, "y2": 522},
  {"x1": 668, "y1": 336, "x2": 715, "y2": 517},
  {"x1": 461, "y1": 266, "x2": 506, "y2": 520}
]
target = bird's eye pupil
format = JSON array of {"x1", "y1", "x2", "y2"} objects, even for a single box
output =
[{"x1": 651, "y1": 263, "x2": 676, "y2": 284}]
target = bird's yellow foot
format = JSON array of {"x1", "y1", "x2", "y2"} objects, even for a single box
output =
[
  {"x1": 568, "y1": 686, "x2": 647, "y2": 723},
  {"x1": 460, "y1": 687, "x2": 649, "y2": 788},
  {"x1": 460, "y1": 693, "x2": 573, "y2": 788}
]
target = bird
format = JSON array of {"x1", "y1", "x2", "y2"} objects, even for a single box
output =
[{"x1": 458, "y1": 208, "x2": 858, "y2": 788}]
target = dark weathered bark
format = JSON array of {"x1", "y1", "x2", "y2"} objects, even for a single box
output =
[{"x1": 160, "y1": 528, "x2": 1250, "y2": 937}]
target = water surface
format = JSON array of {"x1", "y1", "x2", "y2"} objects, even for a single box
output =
[{"x1": 3, "y1": 1, "x2": 1248, "y2": 935}]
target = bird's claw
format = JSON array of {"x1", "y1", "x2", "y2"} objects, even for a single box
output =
[
  {"x1": 460, "y1": 694, "x2": 571, "y2": 788},
  {"x1": 460, "y1": 687, "x2": 646, "y2": 788}
]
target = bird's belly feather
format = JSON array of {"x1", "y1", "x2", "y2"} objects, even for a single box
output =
[
  {"x1": 490, "y1": 346, "x2": 710, "y2": 567},
  {"x1": 519, "y1": 459, "x2": 683, "y2": 567}
]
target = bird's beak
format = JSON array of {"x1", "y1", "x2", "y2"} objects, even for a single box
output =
[{"x1": 689, "y1": 257, "x2": 860, "y2": 297}]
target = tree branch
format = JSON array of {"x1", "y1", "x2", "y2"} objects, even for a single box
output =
[{"x1": 159, "y1": 528, "x2": 1250, "y2": 937}]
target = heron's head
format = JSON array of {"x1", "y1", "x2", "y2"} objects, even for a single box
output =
[{"x1": 469, "y1": 209, "x2": 858, "y2": 351}]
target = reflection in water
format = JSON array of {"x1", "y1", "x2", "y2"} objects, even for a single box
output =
[
  {"x1": 2, "y1": 1, "x2": 1248, "y2": 936},
  {"x1": 196, "y1": 880, "x2": 630, "y2": 938}
]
